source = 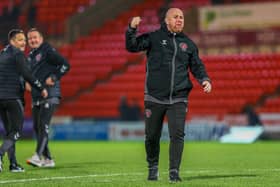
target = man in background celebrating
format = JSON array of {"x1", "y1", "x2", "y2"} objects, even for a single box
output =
[
  {"x1": 26, "y1": 28, "x2": 70, "y2": 168},
  {"x1": 0, "y1": 29, "x2": 48, "y2": 172}
]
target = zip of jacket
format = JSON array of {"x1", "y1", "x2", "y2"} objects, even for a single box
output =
[{"x1": 169, "y1": 33, "x2": 178, "y2": 104}]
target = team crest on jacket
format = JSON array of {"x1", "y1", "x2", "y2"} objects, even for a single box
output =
[
  {"x1": 35, "y1": 53, "x2": 42, "y2": 62},
  {"x1": 145, "y1": 109, "x2": 152, "y2": 118},
  {"x1": 179, "y1": 42, "x2": 188, "y2": 52}
]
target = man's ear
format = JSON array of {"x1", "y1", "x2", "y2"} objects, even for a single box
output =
[
  {"x1": 165, "y1": 17, "x2": 168, "y2": 25},
  {"x1": 10, "y1": 39, "x2": 15, "y2": 46}
]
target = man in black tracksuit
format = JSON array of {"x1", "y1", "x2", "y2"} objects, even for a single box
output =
[
  {"x1": 26, "y1": 28, "x2": 70, "y2": 168},
  {"x1": 126, "y1": 8, "x2": 212, "y2": 182},
  {"x1": 0, "y1": 29, "x2": 48, "y2": 173}
]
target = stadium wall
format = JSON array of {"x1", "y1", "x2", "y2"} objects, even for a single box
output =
[{"x1": 49, "y1": 121, "x2": 228, "y2": 141}]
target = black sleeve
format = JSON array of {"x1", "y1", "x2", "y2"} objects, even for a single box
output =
[
  {"x1": 15, "y1": 52, "x2": 44, "y2": 91},
  {"x1": 189, "y1": 44, "x2": 211, "y2": 84},
  {"x1": 46, "y1": 48, "x2": 70, "y2": 81},
  {"x1": 125, "y1": 26, "x2": 151, "y2": 52}
]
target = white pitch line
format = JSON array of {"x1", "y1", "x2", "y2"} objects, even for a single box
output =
[
  {"x1": 1, "y1": 168, "x2": 279, "y2": 184},
  {"x1": 0, "y1": 173, "x2": 144, "y2": 184}
]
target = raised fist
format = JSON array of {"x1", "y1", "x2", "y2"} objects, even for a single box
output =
[{"x1": 130, "y1": 17, "x2": 142, "y2": 28}]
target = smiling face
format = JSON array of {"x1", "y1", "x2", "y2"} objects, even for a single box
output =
[
  {"x1": 165, "y1": 8, "x2": 184, "y2": 33},
  {"x1": 10, "y1": 33, "x2": 26, "y2": 52},
  {"x1": 27, "y1": 30, "x2": 43, "y2": 49}
]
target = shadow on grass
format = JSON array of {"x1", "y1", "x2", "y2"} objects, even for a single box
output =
[
  {"x1": 25, "y1": 161, "x2": 119, "y2": 171},
  {"x1": 55, "y1": 161, "x2": 119, "y2": 169},
  {"x1": 186, "y1": 174, "x2": 257, "y2": 181}
]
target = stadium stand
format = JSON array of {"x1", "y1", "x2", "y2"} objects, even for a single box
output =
[
  {"x1": 22, "y1": 0, "x2": 163, "y2": 117},
  {"x1": 56, "y1": 53, "x2": 280, "y2": 119},
  {"x1": 1, "y1": 0, "x2": 278, "y2": 121},
  {"x1": 189, "y1": 54, "x2": 280, "y2": 117},
  {"x1": 257, "y1": 94, "x2": 280, "y2": 113},
  {"x1": 55, "y1": 0, "x2": 165, "y2": 118},
  {"x1": 19, "y1": 0, "x2": 93, "y2": 35},
  {"x1": 170, "y1": 0, "x2": 210, "y2": 10},
  {"x1": 0, "y1": 0, "x2": 22, "y2": 44}
]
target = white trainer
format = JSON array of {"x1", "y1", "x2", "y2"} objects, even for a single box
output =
[
  {"x1": 0, "y1": 158, "x2": 2, "y2": 172},
  {"x1": 26, "y1": 154, "x2": 43, "y2": 167},
  {"x1": 42, "y1": 158, "x2": 55, "y2": 168}
]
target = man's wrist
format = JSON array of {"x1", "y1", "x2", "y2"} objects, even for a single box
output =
[{"x1": 50, "y1": 74, "x2": 57, "y2": 82}]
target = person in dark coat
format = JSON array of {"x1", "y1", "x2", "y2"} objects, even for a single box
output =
[{"x1": 126, "y1": 8, "x2": 212, "y2": 182}]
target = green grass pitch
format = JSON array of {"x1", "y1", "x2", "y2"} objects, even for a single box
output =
[{"x1": 0, "y1": 141, "x2": 280, "y2": 186}]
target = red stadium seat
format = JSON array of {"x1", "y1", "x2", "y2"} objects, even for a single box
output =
[{"x1": 31, "y1": 0, "x2": 279, "y2": 120}]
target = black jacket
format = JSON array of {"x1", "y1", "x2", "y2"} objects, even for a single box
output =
[
  {"x1": 28, "y1": 42, "x2": 70, "y2": 101},
  {"x1": 126, "y1": 23, "x2": 210, "y2": 104},
  {"x1": 0, "y1": 45, "x2": 44, "y2": 99}
]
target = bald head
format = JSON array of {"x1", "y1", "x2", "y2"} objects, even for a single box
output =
[{"x1": 165, "y1": 8, "x2": 184, "y2": 33}]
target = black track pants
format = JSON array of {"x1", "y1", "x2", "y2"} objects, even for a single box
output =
[{"x1": 144, "y1": 101, "x2": 187, "y2": 171}]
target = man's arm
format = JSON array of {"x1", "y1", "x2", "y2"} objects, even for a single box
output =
[
  {"x1": 46, "y1": 48, "x2": 70, "y2": 82},
  {"x1": 15, "y1": 52, "x2": 48, "y2": 97},
  {"x1": 125, "y1": 16, "x2": 150, "y2": 52},
  {"x1": 189, "y1": 45, "x2": 212, "y2": 93}
]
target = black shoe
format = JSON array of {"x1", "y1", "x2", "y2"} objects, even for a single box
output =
[
  {"x1": 169, "y1": 169, "x2": 182, "y2": 183},
  {"x1": 9, "y1": 163, "x2": 25, "y2": 173},
  {"x1": 147, "y1": 167, "x2": 159, "y2": 181}
]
